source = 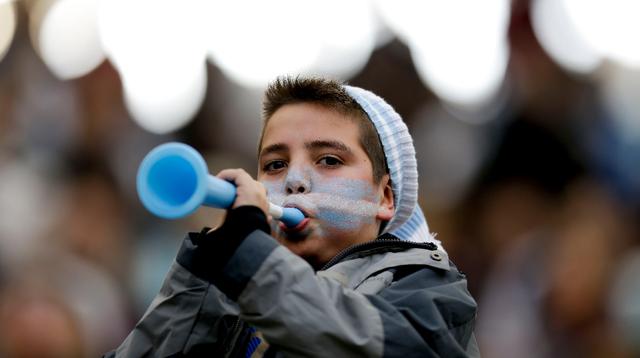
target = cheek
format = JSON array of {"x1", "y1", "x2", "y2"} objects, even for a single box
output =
[
  {"x1": 316, "y1": 201, "x2": 376, "y2": 232},
  {"x1": 313, "y1": 178, "x2": 379, "y2": 232},
  {"x1": 313, "y1": 176, "x2": 378, "y2": 202},
  {"x1": 262, "y1": 180, "x2": 286, "y2": 204}
]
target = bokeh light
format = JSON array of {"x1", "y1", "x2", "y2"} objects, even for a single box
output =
[
  {"x1": 303, "y1": 0, "x2": 377, "y2": 79},
  {"x1": 0, "y1": 162, "x2": 61, "y2": 263},
  {"x1": 98, "y1": 0, "x2": 209, "y2": 133},
  {"x1": 205, "y1": 0, "x2": 320, "y2": 88},
  {"x1": 563, "y1": 0, "x2": 640, "y2": 68},
  {"x1": 31, "y1": 0, "x2": 105, "y2": 80},
  {"x1": 530, "y1": 0, "x2": 602, "y2": 74},
  {"x1": 122, "y1": 62, "x2": 207, "y2": 134},
  {"x1": 0, "y1": 0, "x2": 16, "y2": 63},
  {"x1": 376, "y1": 0, "x2": 511, "y2": 107}
]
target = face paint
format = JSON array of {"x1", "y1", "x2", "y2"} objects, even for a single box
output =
[
  {"x1": 313, "y1": 191, "x2": 379, "y2": 231},
  {"x1": 283, "y1": 165, "x2": 311, "y2": 194},
  {"x1": 263, "y1": 172, "x2": 380, "y2": 235}
]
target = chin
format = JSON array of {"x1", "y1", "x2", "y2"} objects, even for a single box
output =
[
  {"x1": 305, "y1": 257, "x2": 326, "y2": 271},
  {"x1": 296, "y1": 250, "x2": 328, "y2": 271},
  {"x1": 278, "y1": 235, "x2": 328, "y2": 268}
]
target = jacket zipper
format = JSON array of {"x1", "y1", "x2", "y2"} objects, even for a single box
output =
[
  {"x1": 224, "y1": 317, "x2": 245, "y2": 358},
  {"x1": 321, "y1": 234, "x2": 438, "y2": 271}
]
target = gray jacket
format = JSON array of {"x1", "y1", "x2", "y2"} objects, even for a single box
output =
[{"x1": 108, "y1": 229, "x2": 479, "y2": 357}]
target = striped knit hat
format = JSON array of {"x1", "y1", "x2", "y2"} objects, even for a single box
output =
[{"x1": 344, "y1": 85, "x2": 441, "y2": 248}]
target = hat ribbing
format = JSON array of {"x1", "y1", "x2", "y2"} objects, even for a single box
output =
[{"x1": 344, "y1": 85, "x2": 441, "y2": 247}]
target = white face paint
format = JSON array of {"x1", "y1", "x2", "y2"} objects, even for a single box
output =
[{"x1": 264, "y1": 170, "x2": 380, "y2": 235}]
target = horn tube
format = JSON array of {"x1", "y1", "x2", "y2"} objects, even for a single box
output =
[{"x1": 136, "y1": 142, "x2": 304, "y2": 227}]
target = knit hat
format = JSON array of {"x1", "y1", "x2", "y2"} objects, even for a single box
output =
[{"x1": 344, "y1": 85, "x2": 442, "y2": 248}]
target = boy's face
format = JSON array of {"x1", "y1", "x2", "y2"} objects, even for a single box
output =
[{"x1": 258, "y1": 102, "x2": 394, "y2": 269}]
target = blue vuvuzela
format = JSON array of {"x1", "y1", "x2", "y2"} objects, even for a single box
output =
[{"x1": 137, "y1": 142, "x2": 304, "y2": 227}]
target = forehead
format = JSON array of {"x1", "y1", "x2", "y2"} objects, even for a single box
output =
[{"x1": 261, "y1": 102, "x2": 362, "y2": 149}]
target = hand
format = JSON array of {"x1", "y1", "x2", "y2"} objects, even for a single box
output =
[{"x1": 216, "y1": 169, "x2": 269, "y2": 217}]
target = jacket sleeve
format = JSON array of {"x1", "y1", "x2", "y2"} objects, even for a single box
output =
[
  {"x1": 105, "y1": 205, "x2": 273, "y2": 357},
  {"x1": 365, "y1": 265, "x2": 480, "y2": 357},
  {"x1": 198, "y1": 208, "x2": 479, "y2": 357},
  {"x1": 105, "y1": 234, "x2": 242, "y2": 357}
]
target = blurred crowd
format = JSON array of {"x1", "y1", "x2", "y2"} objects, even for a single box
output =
[{"x1": 1, "y1": 3, "x2": 639, "y2": 358}]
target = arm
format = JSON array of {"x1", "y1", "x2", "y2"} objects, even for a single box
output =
[
  {"x1": 187, "y1": 205, "x2": 478, "y2": 357},
  {"x1": 107, "y1": 168, "x2": 270, "y2": 357},
  {"x1": 106, "y1": 232, "x2": 242, "y2": 357}
]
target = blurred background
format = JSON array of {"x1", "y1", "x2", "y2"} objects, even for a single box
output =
[{"x1": 0, "y1": 0, "x2": 639, "y2": 356}]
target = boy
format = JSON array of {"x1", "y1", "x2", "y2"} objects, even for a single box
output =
[{"x1": 108, "y1": 77, "x2": 479, "y2": 357}]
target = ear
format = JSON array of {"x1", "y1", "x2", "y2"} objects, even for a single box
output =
[{"x1": 376, "y1": 174, "x2": 395, "y2": 221}]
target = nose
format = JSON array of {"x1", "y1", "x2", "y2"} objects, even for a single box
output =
[
  {"x1": 287, "y1": 182, "x2": 309, "y2": 194},
  {"x1": 285, "y1": 168, "x2": 310, "y2": 194}
]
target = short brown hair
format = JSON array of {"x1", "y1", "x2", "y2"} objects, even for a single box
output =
[{"x1": 259, "y1": 76, "x2": 388, "y2": 183}]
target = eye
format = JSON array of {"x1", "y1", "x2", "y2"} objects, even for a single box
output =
[
  {"x1": 317, "y1": 156, "x2": 343, "y2": 168},
  {"x1": 263, "y1": 160, "x2": 287, "y2": 173}
]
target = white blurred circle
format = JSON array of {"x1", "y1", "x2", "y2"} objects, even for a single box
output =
[
  {"x1": 0, "y1": 162, "x2": 62, "y2": 263},
  {"x1": 531, "y1": 0, "x2": 602, "y2": 74},
  {"x1": 0, "y1": 1, "x2": 17, "y2": 62},
  {"x1": 99, "y1": 0, "x2": 208, "y2": 73},
  {"x1": 563, "y1": 0, "x2": 640, "y2": 68},
  {"x1": 33, "y1": 0, "x2": 105, "y2": 79},
  {"x1": 304, "y1": 0, "x2": 377, "y2": 79},
  {"x1": 205, "y1": 0, "x2": 320, "y2": 87},
  {"x1": 375, "y1": 0, "x2": 511, "y2": 107},
  {"x1": 411, "y1": 39, "x2": 509, "y2": 107},
  {"x1": 99, "y1": 0, "x2": 209, "y2": 133},
  {"x1": 122, "y1": 62, "x2": 207, "y2": 134},
  {"x1": 373, "y1": 0, "x2": 424, "y2": 44}
]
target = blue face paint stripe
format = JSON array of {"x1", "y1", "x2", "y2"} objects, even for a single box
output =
[{"x1": 262, "y1": 174, "x2": 381, "y2": 234}]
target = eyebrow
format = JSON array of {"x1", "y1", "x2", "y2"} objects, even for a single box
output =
[
  {"x1": 259, "y1": 140, "x2": 353, "y2": 158},
  {"x1": 305, "y1": 140, "x2": 353, "y2": 155},
  {"x1": 260, "y1": 143, "x2": 288, "y2": 157}
]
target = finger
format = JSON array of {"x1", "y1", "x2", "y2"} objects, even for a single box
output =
[
  {"x1": 216, "y1": 168, "x2": 240, "y2": 180},
  {"x1": 255, "y1": 181, "x2": 267, "y2": 194},
  {"x1": 216, "y1": 168, "x2": 249, "y2": 183}
]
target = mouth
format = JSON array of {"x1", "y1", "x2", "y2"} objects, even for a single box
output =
[
  {"x1": 279, "y1": 204, "x2": 311, "y2": 237},
  {"x1": 276, "y1": 201, "x2": 314, "y2": 239},
  {"x1": 283, "y1": 203, "x2": 311, "y2": 217},
  {"x1": 279, "y1": 217, "x2": 310, "y2": 234}
]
